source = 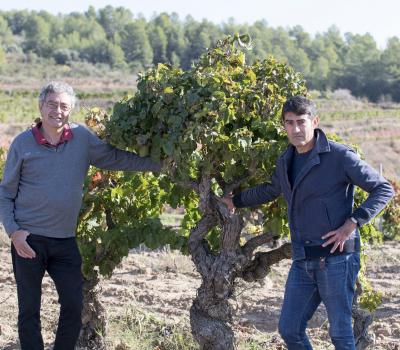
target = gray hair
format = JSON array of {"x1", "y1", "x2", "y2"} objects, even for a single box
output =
[{"x1": 38, "y1": 81, "x2": 77, "y2": 109}]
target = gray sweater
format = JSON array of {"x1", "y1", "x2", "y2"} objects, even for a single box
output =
[{"x1": 0, "y1": 123, "x2": 161, "y2": 238}]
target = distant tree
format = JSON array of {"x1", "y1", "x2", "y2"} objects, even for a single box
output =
[
  {"x1": 245, "y1": 20, "x2": 273, "y2": 62},
  {"x1": 23, "y1": 14, "x2": 51, "y2": 57},
  {"x1": 324, "y1": 25, "x2": 346, "y2": 52},
  {"x1": 85, "y1": 6, "x2": 97, "y2": 20},
  {"x1": 0, "y1": 45, "x2": 6, "y2": 70},
  {"x1": 287, "y1": 48, "x2": 311, "y2": 77},
  {"x1": 54, "y1": 31, "x2": 82, "y2": 52},
  {"x1": 221, "y1": 17, "x2": 239, "y2": 37},
  {"x1": 289, "y1": 25, "x2": 312, "y2": 51},
  {"x1": 105, "y1": 41, "x2": 126, "y2": 68},
  {"x1": 2, "y1": 10, "x2": 30, "y2": 35},
  {"x1": 2, "y1": 7, "x2": 400, "y2": 100},
  {"x1": 305, "y1": 33, "x2": 340, "y2": 90},
  {"x1": 182, "y1": 18, "x2": 221, "y2": 68},
  {"x1": 310, "y1": 56, "x2": 330, "y2": 90},
  {"x1": 97, "y1": 5, "x2": 133, "y2": 41},
  {"x1": 80, "y1": 39, "x2": 125, "y2": 67},
  {"x1": 53, "y1": 48, "x2": 80, "y2": 65},
  {"x1": 337, "y1": 33, "x2": 381, "y2": 99},
  {"x1": 37, "y1": 10, "x2": 60, "y2": 34},
  {"x1": 149, "y1": 23, "x2": 168, "y2": 64},
  {"x1": 120, "y1": 20, "x2": 153, "y2": 67},
  {"x1": 57, "y1": 14, "x2": 108, "y2": 63},
  {"x1": 63, "y1": 14, "x2": 107, "y2": 44},
  {"x1": 264, "y1": 27, "x2": 311, "y2": 77},
  {"x1": 0, "y1": 15, "x2": 14, "y2": 46},
  {"x1": 362, "y1": 60, "x2": 389, "y2": 102},
  {"x1": 381, "y1": 37, "x2": 400, "y2": 101},
  {"x1": 152, "y1": 13, "x2": 187, "y2": 66}
]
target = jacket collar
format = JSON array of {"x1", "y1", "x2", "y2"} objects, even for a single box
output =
[
  {"x1": 279, "y1": 128, "x2": 330, "y2": 193},
  {"x1": 281, "y1": 128, "x2": 330, "y2": 163},
  {"x1": 312, "y1": 128, "x2": 330, "y2": 154}
]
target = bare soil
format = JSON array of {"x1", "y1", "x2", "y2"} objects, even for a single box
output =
[{"x1": 0, "y1": 235, "x2": 399, "y2": 349}]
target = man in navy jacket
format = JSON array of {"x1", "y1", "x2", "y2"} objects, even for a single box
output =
[{"x1": 222, "y1": 96, "x2": 393, "y2": 350}]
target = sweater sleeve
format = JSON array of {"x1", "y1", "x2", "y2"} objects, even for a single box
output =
[
  {"x1": 87, "y1": 128, "x2": 162, "y2": 173},
  {"x1": 343, "y1": 148, "x2": 394, "y2": 226},
  {"x1": 233, "y1": 167, "x2": 282, "y2": 208},
  {"x1": 0, "y1": 142, "x2": 22, "y2": 236}
]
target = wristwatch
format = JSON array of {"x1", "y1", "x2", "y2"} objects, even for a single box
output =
[{"x1": 349, "y1": 216, "x2": 358, "y2": 226}]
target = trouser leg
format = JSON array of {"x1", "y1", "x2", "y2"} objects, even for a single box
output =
[
  {"x1": 12, "y1": 241, "x2": 46, "y2": 350},
  {"x1": 47, "y1": 237, "x2": 83, "y2": 350},
  {"x1": 279, "y1": 260, "x2": 321, "y2": 350},
  {"x1": 317, "y1": 253, "x2": 361, "y2": 350}
]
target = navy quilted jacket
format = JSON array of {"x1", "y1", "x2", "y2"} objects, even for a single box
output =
[{"x1": 233, "y1": 129, "x2": 394, "y2": 260}]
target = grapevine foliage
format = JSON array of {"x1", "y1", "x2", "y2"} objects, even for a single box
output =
[
  {"x1": 104, "y1": 34, "x2": 307, "y2": 246},
  {"x1": 0, "y1": 148, "x2": 5, "y2": 179},
  {"x1": 382, "y1": 179, "x2": 400, "y2": 240},
  {"x1": 77, "y1": 168, "x2": 186, "y2": 279},
  {"x1": 78, "y1": 111, "x2": 187, "y2": 279}
]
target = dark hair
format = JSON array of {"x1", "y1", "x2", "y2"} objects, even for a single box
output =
[{"x1": 281, "y1": 96, "x2": 317, "y2": 121}]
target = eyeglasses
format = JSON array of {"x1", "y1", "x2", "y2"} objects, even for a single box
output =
[{"x1": 45, "y1": 102, "x2": 71, "y2": 112}]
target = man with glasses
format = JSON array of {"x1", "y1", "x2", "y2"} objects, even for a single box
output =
[{"x1": 0, "y1": 81, "x2": 162, "y2": 350}]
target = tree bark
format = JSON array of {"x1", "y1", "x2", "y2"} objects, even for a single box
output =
[
  {"x1": 77, "y1": 274, "x2": 108, "y2": 350},
  {"x1": 188, "y1": 175, "x2": 292, "y2": 349}
]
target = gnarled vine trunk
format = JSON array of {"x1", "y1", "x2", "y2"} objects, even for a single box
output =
[
  {"x1": 188, "y1": 175, "x2": 292, "y2": 349},
  {"x1": 77, "y1": 274, "x2": 108, "y2": 350}
]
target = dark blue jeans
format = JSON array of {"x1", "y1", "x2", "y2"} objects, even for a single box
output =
[
  {"x1": 11, "y1": 234, "x2": 83, "y2": 350},
  {"x1": 278, "y1": 253, "x2": 360, "y2": 350}
]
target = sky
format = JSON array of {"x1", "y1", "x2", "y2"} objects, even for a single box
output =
[{"x1": 1, "y1": 0, "x2": 399, "y2": 49}]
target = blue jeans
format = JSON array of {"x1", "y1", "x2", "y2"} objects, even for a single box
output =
[
  {"x1": 278, "y1": 253, "x2": 360, "y2": 350},
  {"x1": 11, "y1": 234, "x2": 83, "y2": 350}
]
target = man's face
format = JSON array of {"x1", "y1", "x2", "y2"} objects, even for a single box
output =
[
  {"x1": 283, "y1": 112, "x2": 319, "y2": 152},
  {"x1": 39, "y1": 92, "x2": 72, "y2": 130}
]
